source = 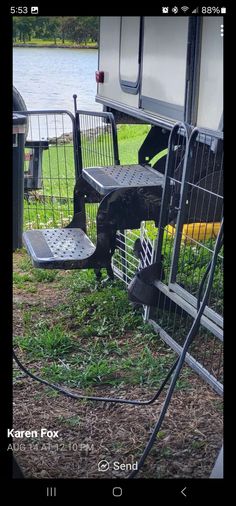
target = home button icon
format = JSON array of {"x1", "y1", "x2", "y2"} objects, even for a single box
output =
[{"x1": 112, "y1": 487, "x2": 123, "y2": 497}]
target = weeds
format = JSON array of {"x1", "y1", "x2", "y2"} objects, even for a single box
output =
[
  {"x1": 15, "y1": 323, "x2": 76, "y2": 359},
  {"x1": 13, "y1": 260, "x2": 58, "y2": 286},
  {"x1": 57, "y1": 415, "x2": 81, "y2": 427},
  {"x1": 33, "y1": 269, "x2": 58, "y2": 283},
  {"x1": 14, "y1": 249, "x2": 181, "y2": 390}
]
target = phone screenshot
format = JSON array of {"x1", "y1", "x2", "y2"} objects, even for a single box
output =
[{"x1": 9, "y1": 8, "x2": 224, "y2": 500}]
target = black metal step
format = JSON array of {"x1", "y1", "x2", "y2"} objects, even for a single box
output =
[
  {"x1": 23, "y1": 228, "x2": 95, "y2": 269},
  {"x1": 82, "y1": 164, "x2": 165, "y2": 195}
]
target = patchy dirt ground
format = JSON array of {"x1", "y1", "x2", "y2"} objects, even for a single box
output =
[
  {"x1": 13, "y1": 376, "x2": 223, "y2": 479},
  {"x1": 12, "y1": 251, "x2": 223, "y2": 480}
]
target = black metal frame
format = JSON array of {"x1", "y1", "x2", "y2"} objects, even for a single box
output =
[
  {"x1": 184, "y1": 16, "x2": 202, "y2": 125},
  {"x1": 138, "y1": 125, "x2": 170, "y2": 174},
  {"x1": 24, "y1": 140, "x2": 49, "y2": 190},
  {"x1": 74, "y1": 183, "x2": 163, "y2": 269}
]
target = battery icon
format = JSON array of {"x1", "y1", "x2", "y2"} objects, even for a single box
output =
[{"x1": 221, "y1": 7, "x2": 226, "y2": 13}]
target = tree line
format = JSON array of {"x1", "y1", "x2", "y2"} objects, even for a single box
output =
[{"x1": 13, "y1": 16, "x2": 99, "y2": 45}]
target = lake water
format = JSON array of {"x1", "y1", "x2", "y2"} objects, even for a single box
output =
[
  {"x1": 13, "y1": 47, "x2": 102, "y2": 138},
  {"x1": 13, "y1": 47, "x2": 102, "y2": 113}
]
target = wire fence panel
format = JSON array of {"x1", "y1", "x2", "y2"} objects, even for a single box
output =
[
  {"x1": 167, "y1": 129, "x2": 223, "y2": 321},
  {"x1": 112, "y1": 224, "x2": 155, "y2": 286},
  {"x1": 76, "y1": 110, "x2": 119, "y2": 171},
  {"x1": 20, "y1": 110, "x2": 77, "y2": 231},
  {"x1": 112, "y1": 230, "x2": 140, "y2": 283},
  {"x1": 76, "y1": 110, "x2": 119, "y2": 246},
  {"x1": 146, "y1": 125, "x2": 223, "y2": 395}
]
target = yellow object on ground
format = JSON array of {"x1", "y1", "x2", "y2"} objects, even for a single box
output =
[{"x1": 167, "y1": 223, "x2": 221, "y2": 243}]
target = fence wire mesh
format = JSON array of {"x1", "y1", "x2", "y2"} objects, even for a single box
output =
[
  {"x1": 21, "y1": 111, "x2": 76, "y2": 231},
  {"x1": 76, "y1": 110, "x2": 118, "y2": 246},
  {"x1": 112, "y1": 225, "x2": 155, "y2": 284},
  {"x1": 147, "y1": 126, "x2": 223, "y2": 394},
  {"x1": 77, "y1": 110, "x2": 119, "y2": 169}
]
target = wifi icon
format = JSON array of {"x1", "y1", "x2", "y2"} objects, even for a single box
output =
[{"x1": 181, "y1": 6, "x2": 189, "y2": 12}]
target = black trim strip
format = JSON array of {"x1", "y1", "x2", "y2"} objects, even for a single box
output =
[
  {"x1": 184, "y1": 17, "x2": 202, "y2": 125},
  {"x1": 96, "y1": 96, "x2": 223, "y2": 138},
  {"x1": 141, "y1": 96, "x2": 185, "y2": 121}
]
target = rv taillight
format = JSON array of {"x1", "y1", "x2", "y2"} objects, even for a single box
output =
[{"x1": 95, "y1": 71, "x2": 104, "y2": 83}]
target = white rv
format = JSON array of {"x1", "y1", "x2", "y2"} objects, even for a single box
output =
[{"x1": 96, "y1": 16, "x2": 223, "y2": 134}]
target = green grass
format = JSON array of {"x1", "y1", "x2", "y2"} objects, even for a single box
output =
[
  {"x1": 39, "y1": 145, "x2": 75, "y2": 196},
  {"x1": 118, "y1": 125, "x2": 150, "y2": 164},
  {"x1": 14, "y1": 38, "x2": 98, "y2": 48},
  {"x1": 117, "y1": 124, "x2": 167, "y2": 165},
  {"x1": 191, "y1": 440, "x2": 205, "y2": 450},
  {"x1": 15, "y1": 323, "x2": 76, "y2": 359},
  {"x1": 69, "y1": 281, "x2": 141, "y2": 337},
  {"x1": 57, "y1": 415, "x2": 81, "y2": 427},
  {"x1": 39, "y1": 342, "x2": 176, "y2": 388},
  {"x1": 13, "y1": 272, "x2": 34, "y2": 286},
  {"x1": 14, "y1": 251, "x2": 185, "y2": 389},
  {"x1": 23, "y1": 124, "x2": 167, "y2": 230},
  {"x1": 33, "y1": 269, "x2": 58, "y2": 283},
  {"x1": 13, "y1": 255, "x2": 195, "y2": 390},
  {"x1": 13, "y1": 266, "x2": 58, "y2": 287},
  {"x1": 18, "y1": 257, "x2": 33, "y2": 272}
]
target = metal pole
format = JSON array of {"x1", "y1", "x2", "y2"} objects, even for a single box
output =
[{"x1": 13, "y1": 113, "x2": 27, "y2": 250}]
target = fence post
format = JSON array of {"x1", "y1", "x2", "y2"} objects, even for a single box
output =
[{"x1": 13, "y1": 113, "x2": 27, "y2": 251}]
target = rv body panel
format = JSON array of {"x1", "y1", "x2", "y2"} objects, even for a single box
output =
[
  {"x1": 98, "y1": 17, "x2": 139, "y2": 108},
  {"x1": 141, "y1": 17, "x2": 189, "y2": 121},
  {"x1": 96, "y1": 16, "x2": 223, "y2": 133},
  {"x1": 197, "y1": 17, "x2": 223, "y2": 131}
]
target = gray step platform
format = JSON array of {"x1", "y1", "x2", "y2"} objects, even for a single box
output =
[
  {"x1": 82, "y1": 164, "x2": 165, "y2": 195},
  {"x1": 23, "y1": 228, "x2": 95, "y2": 269}
]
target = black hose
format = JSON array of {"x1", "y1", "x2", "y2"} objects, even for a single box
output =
[{"x1": 12, "y1": 351, "x2": 179, "y2": 406}]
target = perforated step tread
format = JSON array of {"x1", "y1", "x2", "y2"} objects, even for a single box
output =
[
  {"x1": 83, "y1": 164, "x2": 164, "y2": 195},
  {"x1": 23, "y1": 228, "x2": 95, "y2": 268}
]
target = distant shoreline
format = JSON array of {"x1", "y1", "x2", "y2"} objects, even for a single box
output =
[{"x1": 13, "y1": 43, "x2": 98, "y2": 50}]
